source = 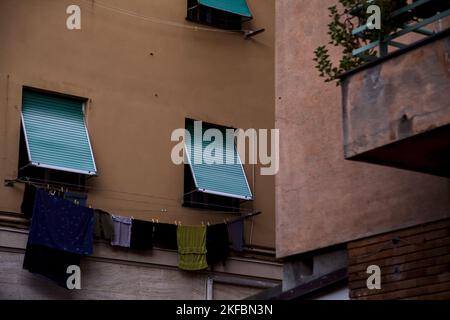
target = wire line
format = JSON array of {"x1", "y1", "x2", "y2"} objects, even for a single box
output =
[
  {"x1": 78, "y1": 0, "x2": 244, "y2": 34},
  {"x1": 16, "y1": 177, "x2": 253, "y2": 213}
]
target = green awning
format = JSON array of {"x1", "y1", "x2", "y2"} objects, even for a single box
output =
[
  {"x1": 21, "y1": 89, "x2": 97, "y2": 175},
  {"x1": 185, "y1": 120, "x2": 253, "y2": 200},
  {"x1": 198, "y1": 0, "x2": 252, "y2": 18}
]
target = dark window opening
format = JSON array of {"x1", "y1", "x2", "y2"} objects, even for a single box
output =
[
  {"x1": 183, "y1": 163, "x2": 241, "y2": 212},
  {"x1": 183, "y1": 118, "x2": 242, "y2": 212},
  {"x1": 186, "y1": 0, "x2": 244, "y2": 30}
]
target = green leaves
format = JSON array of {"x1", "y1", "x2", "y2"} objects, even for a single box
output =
[
  {"x1": 313, "y1": 0, "x2": 409, "y2": 85},
  {"x1": 313, "y1": 2, "x2": 362, "y2": 84}
]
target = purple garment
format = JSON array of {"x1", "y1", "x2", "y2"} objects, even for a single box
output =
[
  {"x1": 111, "y1": 215, "x2": 132, "y2": 247},
  {"x1": 228, "y1": 220, "x2": 244, "y2": 252},
  {"x1": 28, "y1": 189, "x2": 94, "y2": 255}
]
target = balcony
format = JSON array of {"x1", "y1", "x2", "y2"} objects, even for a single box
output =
[{"x1": 341, "y1": 1, "x2": 450, "y2": 177}]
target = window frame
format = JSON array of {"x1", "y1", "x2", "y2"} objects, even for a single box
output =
[
  {"x1": 19, "y1": 87, "x2": 97, "y2": 176},
  {"x1": 182, "y1": 118, "x2": 253, "y2": 212}
]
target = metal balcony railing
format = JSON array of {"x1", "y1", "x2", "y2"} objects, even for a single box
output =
[{"x1": 352, "y1": 0, "x2": 450, "y2": 59}]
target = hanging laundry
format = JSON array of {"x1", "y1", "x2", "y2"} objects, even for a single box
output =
[
  {"x1": 23, "y1": 243, "x2": 81, "y2": 289},
  {"x1": 21, "y1": 183, "x2": 37, "y2": 219},
  {"x1": 28, "y1": 189, "x2": 94, "y2": 255},
  {"x1": 228, "y1": 219, "x2": 245, "y2": 252},
  {"x1": 206, "y1": 223, "x2": 230, "y2": 266},
  {"x1": 177, "y1": 225, "x2": 208, "y2": 271},
  {"x1": 64, "y1": 191, "x2": 88, "y2": 207},
  {"x1": 111, "y1": 215, "x2": 132, "y2": 247},
  {"x1": 153, "y1": 223, "x2": 178, "y2": 250},
  {"x1": 94, "y1": 209, "x2": 114, "y2": 241},
  {"x1": 130, "y1": 219, "x2": 154, "y2": 250}
]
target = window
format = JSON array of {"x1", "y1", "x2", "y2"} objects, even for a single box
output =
[
  {"x1": 183, "y1": 118, "x2": 252, "y2": 212},
  {"x1": 183, "y1": 162, "x2": 241, "y2": 212},
  {"x1": 186, "y1": 0, "x2": 252, "y2": 30},
  {"x1": 18, "y1": 127, "x2": 87, "y2": 190},
  {"x1": 18, "y1": 88, "x2": 97, "y2": 190}
]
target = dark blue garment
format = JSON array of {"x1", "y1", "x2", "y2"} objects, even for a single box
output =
[
  {"x1": 28, "y1": 189, "x2": 94, "y2": 255},
  {"x1": 228, "y1": 219, "x2": 244, "y2": 252}
]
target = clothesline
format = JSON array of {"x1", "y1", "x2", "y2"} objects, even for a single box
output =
[
  {"x1": 10, "y1": 176, "x2": 253, "y2": 213},
  {"x1": 12, "y1": 176, "x2": 184, "y2": 202},
  {"x1": 24, "y1": 189, "x2": 244, "y2": 288},
  {"x1": 78, "y1": 0, "x2": 245, "y2": 34},
  {"x1": 102, "y1": 209, "x2": 260, "y2": 227},
  {"x1": 16, "y1": 178, "x2": 260, "y2": 227}
]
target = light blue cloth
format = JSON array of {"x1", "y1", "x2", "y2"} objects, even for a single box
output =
[{"x1": 111, "y1": 215, "x2": 132, "y2": 247}]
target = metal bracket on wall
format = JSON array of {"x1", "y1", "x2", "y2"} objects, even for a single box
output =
[
  {"x1": 243, "y1": 28, "x2": 265, "y2": 39},
  {"x1": 4, "y1": 179, "x2": 16, "y2": 187}
]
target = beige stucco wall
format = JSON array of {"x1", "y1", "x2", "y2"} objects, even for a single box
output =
[
  {"x1": 275, "y1": 0, "x2": 450, "y2": 258},
  {"x1": 0, "y1": 0, "x2": 275, "y2": 248}
]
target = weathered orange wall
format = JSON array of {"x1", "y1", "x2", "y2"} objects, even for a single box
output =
[
  {"x1": 0, "y1": 0, "x2": 275, "y2": 248},
  {"x1": 275, "y1": 0, "x2": 450, "y2": 257}
]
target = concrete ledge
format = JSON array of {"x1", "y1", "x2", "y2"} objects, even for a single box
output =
[
  {"x1": 342, "y1": 33, "x2": 450, "y2": 177},
  {"x1": 0, "y1": 226, "x2": 282, "y2": 281}
]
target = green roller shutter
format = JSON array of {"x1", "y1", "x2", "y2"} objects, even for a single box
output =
[
  {"x1": 198, "y1": 0, "x2": 252, "y2": 18},
  {"x1": 185, "y1": 120, "x2": 252, "y2": 200},
  {"x1": 21, "y1": 89, "x2": 97, "y2": 175}
]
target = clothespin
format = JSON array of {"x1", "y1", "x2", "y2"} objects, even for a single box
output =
[
  {"x1": 207, "y1": 222, "x2": 210, "y2": 226},
  {"x1": 152, "y1": 218, "x2": 155, "y2": 223},
  {"x1": 89, "y1": 205, "x2": 92, "y2": 209},
  {"x1": 156, "y1": 219, "x2": 159, "y2": 224}
]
